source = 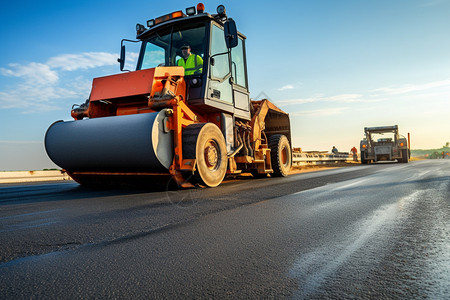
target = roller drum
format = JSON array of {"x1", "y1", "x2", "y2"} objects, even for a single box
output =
[{"x1": 45, "y1": 110, "x2": 173, "y2": 171}]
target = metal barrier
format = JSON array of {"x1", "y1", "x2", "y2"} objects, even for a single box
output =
[
  {"x1": 292, "y1": 151, "x2": 352, "y2": 165},
  {"x1": 0, "y1": 170, "x2": 70, "y2": 184}
]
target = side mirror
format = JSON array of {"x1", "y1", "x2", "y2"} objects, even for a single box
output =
[
  {"x1": 224, "y1": 18, "x2": 238, "y2": 49},
  {"x1": 118, "y1": 45, "x2": 126, "y2": 71}
]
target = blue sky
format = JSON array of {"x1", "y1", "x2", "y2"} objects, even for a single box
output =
[{"x1": 1, "y1": 0, "x2": 450, "y2": 170}]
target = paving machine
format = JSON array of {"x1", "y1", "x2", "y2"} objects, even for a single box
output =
[
  {"x1": 360, "y1": 125, "x2": 409, "y2": 164},
  {"x1": 45, "y1": 3, "x2": 292, "y2": 188}
]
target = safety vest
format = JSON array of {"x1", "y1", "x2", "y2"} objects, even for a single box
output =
[{"x1": 177, "y1": 54, "x2": 203, "y2": 75}]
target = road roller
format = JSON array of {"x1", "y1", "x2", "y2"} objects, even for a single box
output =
[{"x1": 45, "y1": 3, "x2": 292, "y2": 188}]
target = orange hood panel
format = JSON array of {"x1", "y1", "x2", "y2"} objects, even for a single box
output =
[{"x1": 90, "y1": 69, "x2": 156, "y2": 101}]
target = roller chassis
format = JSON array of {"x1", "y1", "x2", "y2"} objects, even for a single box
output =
[
  {"x1": 49, "y1": 91, "x2": 291, "y2": 188},
  {"x1": 47, "y1": 70, "x2": 292, "y2": 188}
]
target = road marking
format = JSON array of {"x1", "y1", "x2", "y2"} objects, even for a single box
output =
[
  {"x1": 331, "y1": 179, "x2": 369, "y2": 191},
  {"x1": 289, "y1": 190, "x2": 422, "y2": 299}
]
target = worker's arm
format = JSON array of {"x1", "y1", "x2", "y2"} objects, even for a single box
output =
[{"x1": 195, "y1": 55, "x2": 203, "y2": 74}]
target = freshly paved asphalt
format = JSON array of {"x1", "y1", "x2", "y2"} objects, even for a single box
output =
[{"x1": 1, "y1": 160, "x2": 449, "y2": 299}]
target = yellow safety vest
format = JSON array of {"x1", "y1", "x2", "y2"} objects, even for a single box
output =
[{"x1": 177, "y1": 54, "x2": 203, "y2": 75}]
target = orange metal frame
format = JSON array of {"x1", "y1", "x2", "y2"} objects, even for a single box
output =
[
  {"x1": 147, "y1": 68, "x2": 209, "y2": 187},
  {"x1": 165, "y1": 97, "x2": 206, "y2": 187},
  {"x1": 71, "y1": 67, "x2": 210, "y2": 187}
]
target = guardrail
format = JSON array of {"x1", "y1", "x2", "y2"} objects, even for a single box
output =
[
  {"x1": 292, "y1": 151, "x2": 354, "y2": 165},
  {"x1": 0, "y1": 170, "x2": 70, "y2": 184}
]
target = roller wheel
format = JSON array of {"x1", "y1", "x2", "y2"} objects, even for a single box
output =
[
  {"x1": 183, "y1": 123, "x2": 228, "y2": 187},
  {"x1": 401, "y1": 149, "x2": 409, "y2": 163},
  {"x1": 269, "y1": 134, "x2": 292, "y2": 177},
  {"x1": 361, "y1": 151, "x2": 368, "y2": 164}
]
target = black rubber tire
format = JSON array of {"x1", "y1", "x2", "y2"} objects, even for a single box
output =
[
  {"x1": 401, "y1": 149, "x2": 409, "y2": 163},
  {"x1": 269, "y1": 134, "x2": 292, "y2": 177},
  {"x1": 183, "y1": 123, "x2": 227, "y2": 187},
  {"x1": 361, "y1": 151, "x2": 368, "y2": 164}
]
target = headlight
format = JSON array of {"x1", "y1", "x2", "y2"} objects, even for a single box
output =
[
  {"x1": 136, "y1": 23, "x2": 146, "y2": 34},
  {"x1": 217, "y1": 5, "x2": 226, "y2": 16},
  {"x1": 186, "y1": 6, "x2": 196, "y2": 16}
]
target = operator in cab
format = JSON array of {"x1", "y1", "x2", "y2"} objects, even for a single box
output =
[{"x1": 177, "y1": 44, "x2": 203, "y2": 75}]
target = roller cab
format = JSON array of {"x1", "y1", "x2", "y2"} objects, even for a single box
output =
[{"x1": 45, "y1": 3, "x2": 292, "y2": 188}]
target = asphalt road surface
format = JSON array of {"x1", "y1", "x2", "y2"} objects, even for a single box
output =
[{"x1": 1, "y1": 160, "x2": 449, "y2": 299}]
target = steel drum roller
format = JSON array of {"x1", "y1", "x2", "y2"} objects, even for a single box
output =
[{"x1": 45, "y1": 110, "x2": 173, "y2": 171}]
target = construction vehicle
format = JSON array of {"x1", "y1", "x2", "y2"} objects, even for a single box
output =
[
  {"x1": 360, "y1": 125, "x2": 409, "y2": 164},
  {"x1": 44, "y1": 3, "x2": 292, "y2": 188}
]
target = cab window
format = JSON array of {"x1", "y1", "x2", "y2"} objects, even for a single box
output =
[
  {"x1": 208, "y1": 23, "x2": 232, "y2": 104},
  {"x1": 172, "y1": 25, "x2": 206, "y2": 74},
  {"x1": 139, "y1": 24, "x2": 206, "y2": 73},
  {"x1": 231, "y1": 37, "x2": 247, "y2": 88},
  {"x1": 141, "y1": 43, "x2": 165, "y2": 69}
]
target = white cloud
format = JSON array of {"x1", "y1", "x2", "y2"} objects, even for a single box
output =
[
  {"x1": 0, "y1": 83, "x2": 88, "y2": 112},
  {"x1": 278, "y1": 84, "x2": 295, "y2": 91},
  {"x1": 276, "y1": 93, "x2": 380, "y2": 107},
  {"x1": 290, "y1": 107, "x2": 349, "y2": 117},
  {"x1": 276, "y1": 97, "x2": 317, "y2": 106},
  {"x1": 372, "y1": 78, "x2": 450, "y2": 95},
  {"x1": 47, "y1": 52, "x2": 118, "y2": 71},
  {"x1": 0, "y1": 52, "x2": 115, "y2": 112},
  {"x1": 278, "y1": 78, "x2": 450, "y2": 110},
  {"x1": 325, "y1": 94, "x2": 364, "y2": 102},
  {"x1": 1, "y1": 62, "x2": 59, "y2": 85},
  {"x1": 124, "y1": 52, "x2": 139, "y2": 70}
]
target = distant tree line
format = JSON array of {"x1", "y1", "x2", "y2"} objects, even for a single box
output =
[{"x1": 411, "y1": 142, "x2": 449, "y2": 159}]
